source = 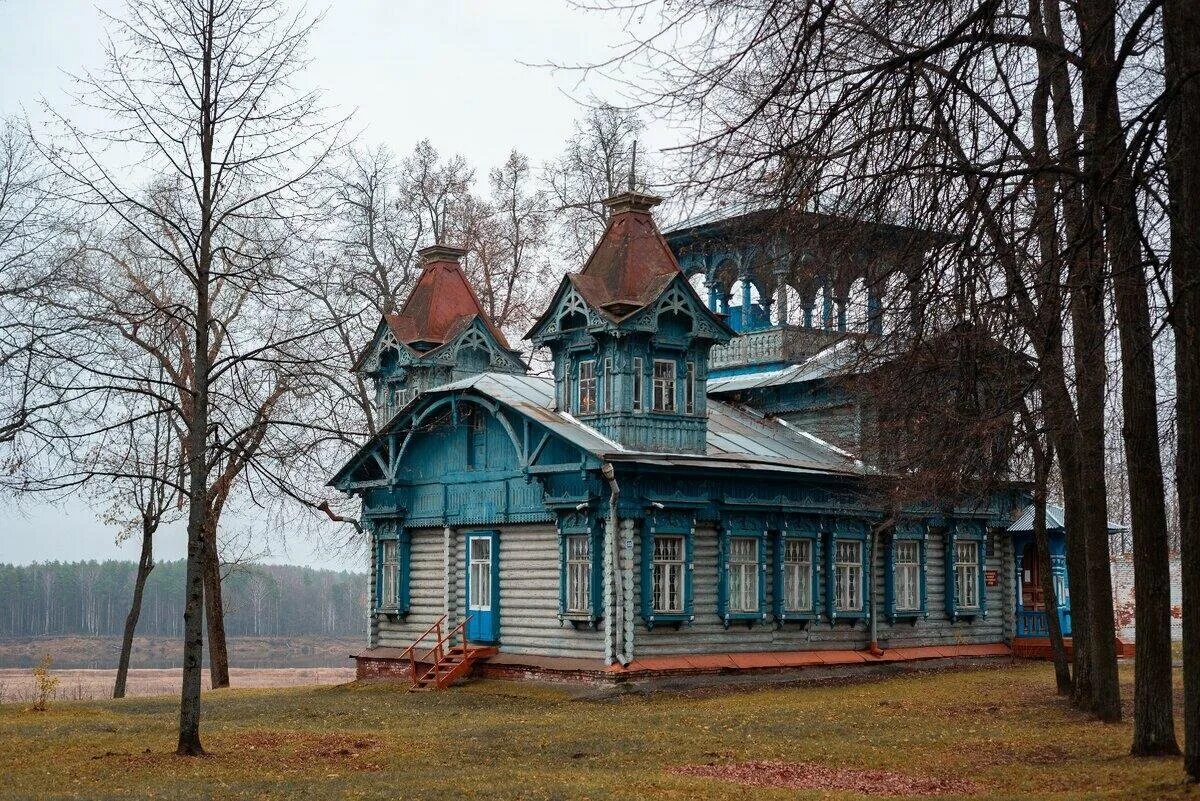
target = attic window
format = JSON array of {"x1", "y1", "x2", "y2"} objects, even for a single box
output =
[
  {"x1": 578, "y1": 360, "x2": 597, "y2": 414},
  {"x1": 653, "y1": 360, "x2": 676, "y2": 412}
]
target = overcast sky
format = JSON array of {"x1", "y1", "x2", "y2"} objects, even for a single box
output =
[{"x1": 0, "y1": 0, "x2": 667, "y2": 571}]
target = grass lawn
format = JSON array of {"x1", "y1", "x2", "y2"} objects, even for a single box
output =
[{"x1": 0, "y1": 661, "x2": 1194, "y2": 800}]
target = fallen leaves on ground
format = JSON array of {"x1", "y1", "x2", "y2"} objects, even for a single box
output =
[{"x1": 671, "y1": 760, "x2": 980, "y2": 796}]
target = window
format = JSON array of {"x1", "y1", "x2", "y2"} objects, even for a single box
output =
[
  {"x1": 578, "y1": 360, "x2": 597, "y2": 414},
  {"x1": 782, "y1": 539, "x2": 813, "y2": 613},
  {"x1": 1054, "y1": 571, "x2": 1067, "y2": 604},
  {"x1": 955, "y1": 540, "x2": 980, "y2": 609},
  {"x1": 653, "y1": 360, "x2": 676, "y2": 412},
  {"x1": 565, "y1": 535, "x2": 591, "y2": 615},
  {"x1": 469, "y1": 537, "x2": 492, "y2": 611},
  {"x1": 685, "y1": 361, "x2": 696, "y2": 414},
  {"x1": 652, "y1": 535, "x2": 686, "y2": 614},
  {"x1": 834, "y1": 541, "x2": 863, "y2": 612},
  {"x1": 604, "y1": 358, "x2": 613, "y2": 412},
  {"x1": 562, "y1": 363, "x2": 572, "y2": 412},
  {"x1": 379, "y1": 540, "x2": 398, "y2": 609},
  {"x1": 894, "y1": 541, "x2": 920, "y2": 612},
  {"x1": 632, "y1": 358, "x2": 644, "y2": 411},
  {"x1": 727, "y1": 537, "x2": 759, "y2": 613}
]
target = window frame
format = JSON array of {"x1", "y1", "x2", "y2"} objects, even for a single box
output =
[
  {"x1": 639, "y1": 515, "x2": 694, "y2": 628},
  {"x1": 885, "y1": 521, "x2": 928, "y2": 624},
  {"x1": 718, "y1": 526, "x2": 768, "y2": 627},
  {"x1": 944, "y1": 519, "x2": 988, "y2": 622},
  {"x1": 685, "y1": 361, "x2": 696, "y2": 415},
  {"x1": 823, "y1": 519, "x2": 871, "y2": 622},
  {"x1": 372, "y1": 521, "x2": 410, "y2": 616},
  {"x1": 577, "y1": 359, "x2": 597, "y2": 414},
  {"x1": 558, "y1": 519, "x2": 603, "y2": 628},
  {"x1": 632, "y1": 357, "x2": 644, "y2": 412},
  {"x1": 603, "y1": 357, "x2": 614, "y2": 412},
  {"x1": 774, "y1": 523, "x2": 821, "y2": 624},
  {"x1": 652, "y1": 359, "x2": 676, "y2": 412}
]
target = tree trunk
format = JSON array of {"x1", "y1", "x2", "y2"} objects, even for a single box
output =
[
  {"x1": 1072, "y1": 0, "x2": 1125, "y2": 723},
  {"x1": 1076, "y1": 0, "x2": 1180, "y2": 751},
  {"x1": 114, "y1": 518, "x2": 155, "y2": 699},
  {"x1": 1034, "y1": 462, "x2": 1072, "y2": 695},
  {"x1": 202, "y1": 517, "x2": 230, "y2": 689},
  {"x1": 1163, "y1": 0, "x2": 1200, "y2": 780},
  {"x1": 177, "y1": 0, "x2": 215, "y2": 759}
]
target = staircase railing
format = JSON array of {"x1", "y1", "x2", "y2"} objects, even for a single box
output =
[
  {"x1": 413, "y1": 616, "x2": 474, "y2": 688},
  {"x1": 400, "y1": 614, "x2": 446, "y2": 683}
]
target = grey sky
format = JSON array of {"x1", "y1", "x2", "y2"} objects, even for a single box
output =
[{"x1": 0, "y1": 0, "x2": 664, "y2": 571}]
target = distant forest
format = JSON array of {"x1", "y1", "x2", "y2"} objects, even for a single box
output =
[{"x1": 0, "y1": 560, "x2": 368, "y2": 639}]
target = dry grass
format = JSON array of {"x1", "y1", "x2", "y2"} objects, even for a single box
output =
[
  {"x1": 0, "y1": 667, "x2": 355, "y2": 702},
  {"x1": 0, "y1": 661, "x2": 1195, "y2": 800}
]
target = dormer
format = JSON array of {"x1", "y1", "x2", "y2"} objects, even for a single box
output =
[
  {"x1": 527, "y1": 191, "x2": 734, "y2": 453},
  {"x1": 354, "y1": 245, "x2": 525, "y2": 422}
]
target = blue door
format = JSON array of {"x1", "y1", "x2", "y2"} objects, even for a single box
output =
[{"x1": 466, "y1": 532, "x2": 500, "y2": 643}]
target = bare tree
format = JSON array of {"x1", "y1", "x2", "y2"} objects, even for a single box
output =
[
  {"x1": 545, "y1": 105, "x2": 645, "y2": 263},
  {"x1": 37, "y1": 0, "x2": 343, "y2": 755}
]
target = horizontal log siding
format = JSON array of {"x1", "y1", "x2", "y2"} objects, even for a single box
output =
[
  {"x1": 375, "y1": 523, "x2": 1012, "y2": 660},
  {"x1": 633, "y1": 526, "x2": 1010, "y2": 657},
  {"x1": 375, "y1": 527, "x2": 448, "y2": 649},
  {"x1": 444, "y1": 525, "x2": 604, "y2": 659}
]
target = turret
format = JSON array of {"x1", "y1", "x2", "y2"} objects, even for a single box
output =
[
  {"x1": 527, "y1": 192, "x2": 733, "y2": 453},
  {"x1": 354, "y1": 245, "x2": 525, "y2": 421}
]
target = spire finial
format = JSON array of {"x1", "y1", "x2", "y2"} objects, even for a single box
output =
[{"x1": 628, "y1": 139, "x2": 638, "y2": 191}]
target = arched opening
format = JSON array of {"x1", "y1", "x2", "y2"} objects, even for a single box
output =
[
  {"x1": 771, "y1": 284, "x2": 805, "y2": 327},
  {"x1": 728, "y1": 277, "x2": 769, "y2": 333}
]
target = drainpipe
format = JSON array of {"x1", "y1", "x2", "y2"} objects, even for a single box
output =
[
  {"x1": 601, "y1": 462, "x2": 630, "y2": 667},
  {"x1": 867, "y1": 523, "x2": 885, "y2": 657}
]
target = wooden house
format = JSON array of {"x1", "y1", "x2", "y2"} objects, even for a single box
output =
[{"x1": 331, "y1": 192, "x2": 1073, "y2": 687}]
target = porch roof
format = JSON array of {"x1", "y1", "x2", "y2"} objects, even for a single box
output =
[
  {"x1": 331, "y1": 372, "x2": 867, "y2": 487},
  {"x1": 1007, "y1": 504, "x2": 1127, "y2": 534}
]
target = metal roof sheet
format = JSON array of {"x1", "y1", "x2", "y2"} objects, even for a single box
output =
[
  {"x1": 1007, "y1": 504, "x2": 1126, "y2": 533},
  {"x1": 412, "y1": 372, "x2": 865, "y2": 477}
]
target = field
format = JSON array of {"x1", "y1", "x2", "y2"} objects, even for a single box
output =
[{"x1": 0, "y1": 661, "x2": 1194, "y2": 800}]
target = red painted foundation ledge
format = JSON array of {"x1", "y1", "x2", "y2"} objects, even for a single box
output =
[{"x1": 604, "y1": 643, "x2": 1013, "y2": 676}]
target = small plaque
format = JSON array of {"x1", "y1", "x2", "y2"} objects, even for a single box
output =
[{"x1": 985, "y1": 569, "x2": 999, "y2": 587}]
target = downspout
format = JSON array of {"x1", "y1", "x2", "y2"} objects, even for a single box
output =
[{"x1": 601, "y1": 462, "x2": 630, "y2": 667}]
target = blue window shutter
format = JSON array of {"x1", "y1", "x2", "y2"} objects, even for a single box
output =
[
  {"x1": 758, "y1": 534, "x2": 768, "y2": 622},
  {"x1": 919, "y1": 536, "x2": 929, "y2": 619},
  {"x1": 373, "y1": 536, "x2": 383, "y2": 613},
  {"x1": 980, "y1": 531, "x2": 989, "y2": 619},
  {"x1": 684, "y1": 528, "x2": 695, "y2": 623},
  {"x1": 640, "y1": 522, "x2": 654, "y2": 627},
  {"x1": 717, "y1": 528, "x2": 730, "y2": 625},
  {"x1": 591, "y1": 526, "x2": 604, "y2": 624},
  {"x1": 884, "y1": 532, "x2": 896, "y2": 625},
  {"x1": 863, "y1": 534, "x2": 873, "y2": 618},
  {"x1": 557, "y1": 528, "x2": 567, "y2": 622},
  {"x1": 824, "y1": 527, "x2": 836, "y2": 621},
  {"x1": 772, "y1": 532, "x2": 784, "y2": 621},
  {"x1": 398, "y1": 527, "x2": 412, "y2": 614},
  {"x1": 944, "y1": 524, "x2": 958, "y2": 622}
]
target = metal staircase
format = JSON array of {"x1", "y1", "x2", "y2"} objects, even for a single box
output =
[{"x1": 399, "y1": 614, "x2": 497, "y2": 691}]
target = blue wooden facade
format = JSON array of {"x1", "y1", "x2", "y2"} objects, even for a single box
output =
[{"x1": 332, "y1": 193, "x2": 1054, "y2": 670}]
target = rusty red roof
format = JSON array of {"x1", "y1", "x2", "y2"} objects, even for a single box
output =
[
  {"x1": 385, "y1": 245, "x2": 512, "y2": 350},
  {"x1": 570, "y1": 192, "x2": 683, "y2": 321}
]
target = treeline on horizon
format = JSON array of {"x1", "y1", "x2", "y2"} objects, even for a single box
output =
[{"x1": 0, "y1": 560, "x2": 368, "y2": 640}]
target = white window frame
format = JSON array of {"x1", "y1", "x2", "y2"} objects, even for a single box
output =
[
  {"x1": 955, "y1": 540, "x2": 980, "y2": 609},
  {"x1": 834, "y1": 540, "x2": 863, "y2": 612},
  {"x1": 653, "y1": 359, "x2": 676, "y2": 412},
  {"x1": 379, "y1": 540, "x2": 399, "y2": 610},
  {"x1": 727, "y1": 537, "x2": 759, "y2": 613},
  {"x1": 782, "y1": 538, "x2": 813, "y2": 613},
  {"x1": 578, "y1": 360, "x2": 597, "y2": 414},
  {"x1": 632, "y1": 357, "x2": 644, "y2": 412},
  {"x1": 652, "y1": 535, "x2": 686, "y2": 614},
  {"x1": 894, "y1": 540, "x2": 920, "y2": 612},
  {"x1": 468, "y1": 536, "x2": 492, "y2": 612},
  {"x1": 565, "y1": 535, "x2": 591, "y2": 615}
]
